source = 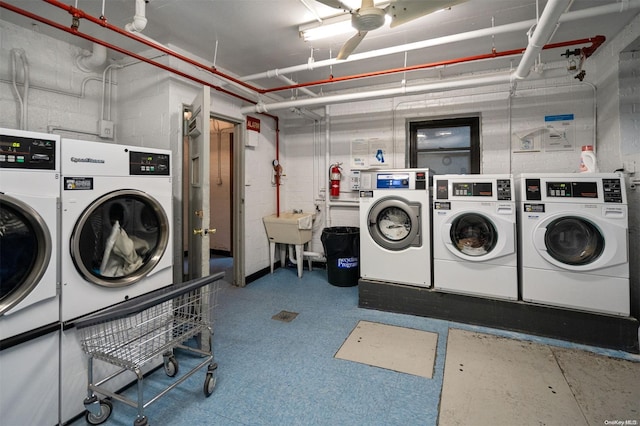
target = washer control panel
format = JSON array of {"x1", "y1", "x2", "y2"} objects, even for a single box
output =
[
  {"x1": 435, "y1": 178, "x2": 512, "y2": 201},
  {"x1": 129, "y1": 150, "x2": 170, "y2": 176},
  {"x1": 0, "y1": 134, "x2": 56, "y2": 170}
]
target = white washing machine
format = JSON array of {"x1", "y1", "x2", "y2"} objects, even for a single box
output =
[
  {"x1": 517, "y1": 173, "x2": 629, "y2": 316},
  {"x1": 0, "y1": 128, "x2": 60, "y2": 339},
  {"x1": 60, "y1": 138, "x2": 173, "y2": 423},
  {"x1": 359, "y1": 169, "x2": 431, "y2": 287},
  {"x1": 0, "y1": 128, "x2": 60, "y2": 425},
  {"x1": 60, "y1": 138, "x2": 173, "y2": 322},
  {"x1": 432, "y1": 174, "x2": 517, "y2": 300},
  {"x1": 0, "y1": 329, "x2": 59, "y2": 426}
]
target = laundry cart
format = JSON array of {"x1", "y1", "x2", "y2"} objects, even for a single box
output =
[{"x1": 74, "y1": 273, "x2": 224, "y2": 426}]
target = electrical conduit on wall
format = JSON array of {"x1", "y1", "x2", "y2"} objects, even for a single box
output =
[{"x1": 10, "y1": 48, "x2": 29, "y2": 130}]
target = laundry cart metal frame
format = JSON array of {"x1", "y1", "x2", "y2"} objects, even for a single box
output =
[{"x1": 74, "y1": 273, "x2": 224, "y2": 426}]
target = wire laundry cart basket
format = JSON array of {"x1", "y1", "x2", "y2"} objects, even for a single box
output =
[{"x1": 75, "y1": 273, "x2": 224, "y2": 426}]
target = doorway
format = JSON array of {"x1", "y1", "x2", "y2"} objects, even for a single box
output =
[{"x1": 182, "y1": 114, "x2": 236, "y2": 283}]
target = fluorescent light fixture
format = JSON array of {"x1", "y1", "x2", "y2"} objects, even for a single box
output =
[{"x1": 299, "y1": 14, "x2": 354, "y2": 41}]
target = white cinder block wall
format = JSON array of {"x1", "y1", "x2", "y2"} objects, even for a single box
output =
[
  {"x1": 282, "y1": 79, "x2": 596, "y2": 255},
  {"x1": 588, "y1": 13, "x2": 640, "y2": 319},
  {"x1": 1, "y1": 14, "x2": 638, "y2": 317},
  {"x1": 280, "y1": 15, "x2": 639, "y2": 318},
  {"x1": 0, "y1": 20, "x2": 105, "y2": 138},
  {"x1": 244, "y1": 118, "x2": 278, "y2": 274}
]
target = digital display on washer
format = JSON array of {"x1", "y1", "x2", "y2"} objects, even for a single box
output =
[
  {"x1": 546, "y1": 181, "x2": 598, "y2": 198},
  {"x1": 452, "y1": 182, "x2": 492, "y2": 197},
  {"x1": 129, "y1": 151, "x2": 170, "y2": 176},
  {"x1": 0, "y1": 134, "x2": 56, "y2": 170},
  {"x1": 376, "y1": 173, "x2": 410, "y2": 189}
]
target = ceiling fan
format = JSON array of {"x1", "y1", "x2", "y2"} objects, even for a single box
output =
[{"x1": 315, "y1": 0, "x2": 468, "y2": 59}]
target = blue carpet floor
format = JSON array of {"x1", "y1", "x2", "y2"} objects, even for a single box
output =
[{"x1": 70, "y1": 266, "x2": 638, "y2": 426}]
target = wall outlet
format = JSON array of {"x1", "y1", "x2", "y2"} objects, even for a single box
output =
[{"x1": 98, "y1": 120, "x2": 115, "y2": 139}]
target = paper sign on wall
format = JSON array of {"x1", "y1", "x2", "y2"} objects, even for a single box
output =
[
  {"x1": 543, "y1": 114, "x2": 575, "y2": 151},
  {"x1": 245, "y1": 116, "x2": 261, "y2": 147},
  {"x1": 351, "y1": 138, "x2": 391, "y2": 168}
]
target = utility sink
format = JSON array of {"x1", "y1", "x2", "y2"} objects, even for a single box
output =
[{"x1": 263, "y1": 212, "x2": 314, "y2": 245}]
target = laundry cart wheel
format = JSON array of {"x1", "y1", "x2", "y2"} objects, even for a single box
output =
[
  {"x1": 204, "y1": 371, "x2": 217, "y2": 397},
  {"x1": 133, "y1": 415, "x2": 149, "y2": 426},
  {"x1": 164, "y1": 354, "x2": 179, "y2": 377},
  {"x1": 85, "y1": 399, "x2": 113, "y2": 425}
]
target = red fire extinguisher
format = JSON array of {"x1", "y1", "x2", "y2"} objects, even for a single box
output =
[{"x1": 330, "y1": 162, "x2": 342, "y2": 198}]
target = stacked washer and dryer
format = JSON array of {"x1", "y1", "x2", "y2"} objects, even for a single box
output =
[
  {"x1": 59, "y1": 138, "x2": 174, "y2": 423},
  {"x1": 0, "y1": 128, "x2": 61, "y2": 425}
]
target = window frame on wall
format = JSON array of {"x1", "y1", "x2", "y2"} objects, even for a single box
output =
[{"x1": 408, "y1": 116, "x2": 481, "y2": 174}]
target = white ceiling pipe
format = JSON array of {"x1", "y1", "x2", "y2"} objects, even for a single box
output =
[
  {"x1": 276, "y1": 74, "x2": 318, "y2": 97},
  {"x1": 240, "y1": 66, "x2": 573, "y2": 114},
  {"x1": 242, "y1": 73, "x2": 513, "y2": 113},
  {"x1": 240, "y1": 0, "x2": 640, "y2": 83},
  {"x1": 125, "y1": 0, "x2": 148, "y2": 33},
  {"x1": 513, "y1": 0, "x2": 572, "y2": 81},
  {"x1": 76, "y1": 42, "x2": 107, "y2": 72}
]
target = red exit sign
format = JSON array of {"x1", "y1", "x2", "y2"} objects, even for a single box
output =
[{"x1": 247, "y1": 116, "x2": 260, "y2": 133}]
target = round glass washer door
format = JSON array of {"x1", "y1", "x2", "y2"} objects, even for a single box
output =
[
  {"x1": 367, "y1": 197, "x2": 421, "y2": 251},
  {"x1": 70, "y1": 189, "x2": 169, "y2": 288},
  {"x1": 543, "y1": 216, "x2": 604, "y2": 266},
  {"x1": 449, "y1": 213, "x2": 497, "y2": 257},
  {"x1": 0, "y1": 194, "x2": 52, "y2": 315}
]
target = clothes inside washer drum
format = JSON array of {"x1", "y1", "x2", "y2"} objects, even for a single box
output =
[{"x1": 100, "y1": 220, "x2": 146, "y2": 277}]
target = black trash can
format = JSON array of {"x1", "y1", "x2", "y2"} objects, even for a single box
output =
[{"x1": 321, "y1": 226, "x2": 360, "y2": 287}]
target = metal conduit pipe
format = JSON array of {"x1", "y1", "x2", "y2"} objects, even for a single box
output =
[
  {"x1": 240, "y1": 0, "x2": 640, "y2": 83},
  {"x1": 241, "y1": 66, "x2": 576, "y2": 114},
  {"x1": 124, "y1": 0, "x2": 147, "y2": 33},
  {"x1": 41, "y1": 0, "x2": 267, "y2": 95},
  {"x1": 10, "y1": 48, "x2": 29, "y2": 130},
  {"x1": 513, "y1": 0, "x2": 572, "y2": 81},
  {"x1": 76, "y1": 42, "x2": 107, "y2": 72},
  {"x1": 276, "y1": 74, "x2": 318, "y2": 98},
  {"x1": 0, "y1": 2, "x2": 265, "y2": 106},
  {"x1": 261, "y1": 36, "x2": 604, "y2": 94},
  {"x1": 3, "y1": 0, "x2": 622, "y2": 110}
]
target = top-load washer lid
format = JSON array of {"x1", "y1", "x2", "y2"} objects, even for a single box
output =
[
  {"x1": 0, "y1": 194, "x2": 52, "y2": 315},
  {"x1": 367, "y1": 196, "x2": 421, "y2": 251},
  {"x1": 70, "y1": 189, "x2": 170, "y2": 288},
  {"x1": 543, "y1": 216, "x2": 604, "y2": 266}
]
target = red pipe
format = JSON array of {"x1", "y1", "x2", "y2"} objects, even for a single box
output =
[
  {"x1": 580, "y1": 35, "x2": 605, "y2": 58},
  {"x1": 262, "y1": 36, "x2": 606, "y2": 93},
  {"x1": 0, "y1": 1, "x2": 256, "y2": 103},
  {"x1": 0, "y1": 1, "x2": 284, "y2": 124},
  {"x1": 2, "y1": 1, "x2": 283, "y2": 216},
  {"x1": 4, "y1": 1, "x2": 606, "y2": 100},
  {"x1": 42, "y1": 0, "x2": 268, "y2": 95}
]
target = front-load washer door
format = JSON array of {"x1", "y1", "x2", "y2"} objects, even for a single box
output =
[
  {"x1": 0, "y1": 194, "x2": 52, "y2": 315},
  {"x1": 69, "y1": 189, "x2": 169, "y2": 287},
  {"x1": 533, "y1": 214, "x2": 627, "y2": 271},
  {"x1": 443, "y1": 212, "x2": 515, "y2": 261},
  {"x1": 367, "y1": 197, "x2": 421, "y2": 251}
]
